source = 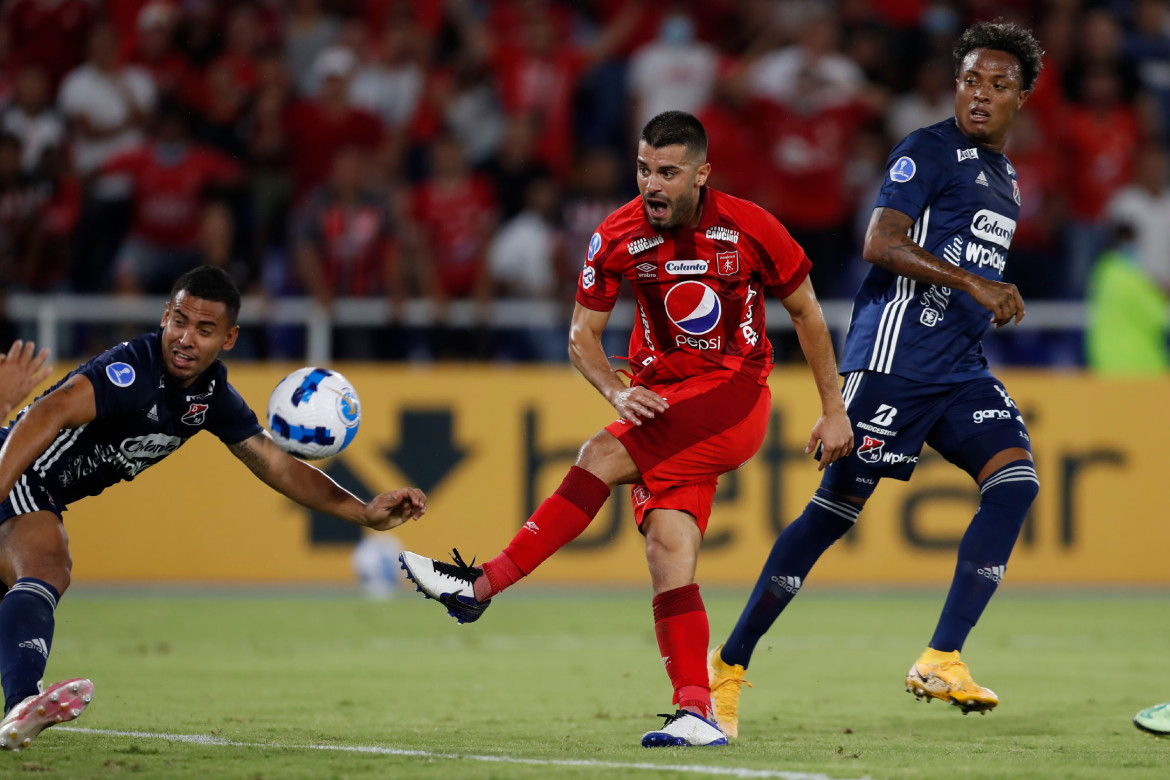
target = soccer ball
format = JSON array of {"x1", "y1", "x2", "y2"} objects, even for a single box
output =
[{"x1": 266, "y1": 367, "x2": 361, "y2": 459}]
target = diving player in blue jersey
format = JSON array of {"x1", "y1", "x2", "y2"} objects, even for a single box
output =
[
  {"x1": 0, "y1": 267, "x2": 428, "y2": 751},
  {"x1": 708, "y1": 21, "x2": 1045, "y2": 737}
]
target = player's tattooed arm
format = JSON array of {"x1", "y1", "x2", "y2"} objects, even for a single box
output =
[
  {"x1": 227, "y1": 431, "x2": 426, "y2": 529},
  {"x1": 863, "y1": 207, "x2": 1025, "y2": 327},
  {"x1": 228, "y1": 435, "x2": 270, "y2": 479}
]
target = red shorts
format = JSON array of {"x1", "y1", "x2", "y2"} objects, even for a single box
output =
[{"x1": 605, "y1": 369, "x2": 770, "y2": 535}]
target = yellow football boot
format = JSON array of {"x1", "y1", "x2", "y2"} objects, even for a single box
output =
[
  {"x1": 707, "y1": 645, "x2": 752, "y2": 738},
  {"x1": 906, "y1": 647, "x2": 998, "y2": 714}
]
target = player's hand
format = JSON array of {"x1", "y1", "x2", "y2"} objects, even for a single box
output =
[
  {"x1": 0, "y1": 340, "x2": 51, "y2": 418},
  {"x1": 362, "y1": 488, "x2": 428, "y2": 531},
  {"x1": 610, "y1": 386, "x2": 668, "y2": 426},
  {"x1": 806, "y1": 408, "x2": 853, "y2": 471},
  {"x1": 969, "y1": 278, "x2": 1025, "y2": 328}
]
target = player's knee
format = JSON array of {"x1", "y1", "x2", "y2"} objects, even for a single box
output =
[
  {"x1": 575, "y1": 431, "x2": 636, "y2": 486},
  {"x1": 979, "y1": 459, "x2": 1039, "y2": 508},
  {"x1": 20, "y1": 550, "x2": 72, "y2": 595}
]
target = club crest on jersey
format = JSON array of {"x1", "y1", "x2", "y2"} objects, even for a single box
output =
[
  {"x1": 857, "y1": 435, "x2": 885, "y2": 463},
  {"x1": 716, "y1": 251, "x2": 739, "y2": 276},
  {"x1": 633, "y1": 485, "x2": 651, "y2": 505},
  {"x1": 181, "y1": 403, "x2": 209, "y2": 426},
  {"x1": 665, "y1": 281, "x2": 721, "y2": 335},
  {"x1": 627, "y1": 235, "x2": 664, "y2": 255},
  {"x1": 665, "y1": 260, "x2": 707, "y2": 275},
  {"x1": 587, "y1": 232, "x2": 602, "y2": 261},
  {"x1": 889, "y1": 156, "x2": 916, "y2": 182},
  {"x1": 105, "y1": 362, "x2": 135, "y2": 387}
]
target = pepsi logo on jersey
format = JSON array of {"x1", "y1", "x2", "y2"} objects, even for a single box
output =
[{"x1": 665, "y1": 281, "x2": 722, "y2": 350}]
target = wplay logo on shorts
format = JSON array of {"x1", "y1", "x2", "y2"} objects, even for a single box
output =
[{"x1": 664, "y1": 281, "x2": 721, "y2": 335}]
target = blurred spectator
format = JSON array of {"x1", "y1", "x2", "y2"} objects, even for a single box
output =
[
  {"x1": 750, "y1": 11, "x2": 864, "y2": 107},
  {"x1": 434, "y1": 53, "x2": 506, "y2": 169},
  {"x1": 697, "y1": 66, "x2": 768, "y2": 204},
  {"x1": 0, "y1": 66, "x2": 65, "y2": 176},
  {"x1": 756, "y1": 65, "x2": 874, "y2": 299},
  {"x1": 560, "y1": 146, "x2": 628, "y2": 297},
  {"x1": 194, "y1": 57, "x2": 250, "y2": 159},
  {"x1": 1061, "y1": 66, "x2": 1141, "y2": 298},
  {"x1": 22, "y1": 144, "x2": 80, "y2": 292},
  {"x1": 1004, "y1": 110, "x2": 1065, "y2": 300},
  {"x1": 350, "y1": 14, "x2": 426, "y2": 170},
  {"x1": 1063, "y1": 7, "x2": 1141, "y2": 103},
  {"x1": 284, "y1": 47, "x2": 385, "y2": 201},
  {"x1": 0, "y1": 0, "x2": 96, "y2": 91},
  {"x1": 285, "y1": 0, "x2": 342, "y2": 95},
  {"x1": 627, "y1": 11, "x2": 718, "y2": 132},
  {"x1": 0, "y1": 132, "x2": 48, "y2": 290},
  {"x1": 481, "y1": 114, "x2": 550, "y2": 221},
  {"x1": 58, "y1": 23, "x2": 156, "y2": 179},
  {"x1": 103, "y1": 107, "x2": 241, "y2": 294},
  {"x1": 410, "y1": 134, "x2": 497, "y2": 359},
  {"x1": 488, "y1": 176, "x2": 564, "y2": 361},
  {"x1": 886, "y1": 55, "x2": 952, "y2": 143},
  {"x1": 1126, "y1": 0, "x2": 1170, "y2": 137},
  {"x1": 210, "y1": 5, "x2": 264, "y2": 99},
  {"x1": 1086, "y1": 223, "x2": 1170, "y2": 376},
  {"x1": 129, "y1": 2, "x2": 200, "y2": 111},
  {"x1": 488, "y1": 176, "x2": 561, "y2": 299},
  {"x1": 293, "y1": 145, "x2": 400, "y2": 309},
  {"x1": 1107, "y1": 143, "x2": 1170, "y2": 295}
]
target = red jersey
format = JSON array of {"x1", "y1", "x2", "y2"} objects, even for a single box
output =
[
  {"x1": 577, "y1": 188, "x2": 811, "y2": 385},
  {"x1": 105, "y1": 144, "x2": 240, "y2": 248}
]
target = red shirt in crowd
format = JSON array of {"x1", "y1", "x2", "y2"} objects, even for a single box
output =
[
  {"x1": 1061, "y1": 104, "x2": 1139, "y2": 221},
  {"x1": 296, "y1": 189, "x2": 394, "y2": 296},
  {"x1": 756, "y1": 99, "x2": 872, "y2": 230},
  {"x1": 411, "y1": 175, "x2": 497, "y2": 298},
  {"x1": 104, "y1": 144, "x2": 240, "y2": 248},
  {"x1": 2, "y1": 0, "x2": 96, "y2": 88},
  {"x1": 284, "y1": 100, "x2": 385, "y2": 199}
]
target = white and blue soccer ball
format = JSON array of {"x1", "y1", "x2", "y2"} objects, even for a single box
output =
[{"x1": 266, "y1": 367, "x2": 361, "y2": 460}]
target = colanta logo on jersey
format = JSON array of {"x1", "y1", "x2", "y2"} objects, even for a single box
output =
[
  {"x1": 665, "y1": 281, "x2": 722, "y2": 349},
  {"x1": 120, "y1": 433, "x2": 182, "y2": 459},
  {"x1": 970, "y1": 210, "x2": 1016, "y2": 248},
  {"x1": 665, "y1": 260, "x2": 708, "y2": 275}
]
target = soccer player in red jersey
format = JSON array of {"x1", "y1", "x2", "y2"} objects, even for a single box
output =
[{"x1": 401, "y1": 111, "x2": 853, "y2": 747}]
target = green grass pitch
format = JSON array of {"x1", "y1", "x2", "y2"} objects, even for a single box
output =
[{"x1": 9, "y1": 587, "x2": 1170, "y2": 779}]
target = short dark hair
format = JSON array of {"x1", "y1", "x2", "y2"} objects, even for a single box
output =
[
  {"x1": 639, "y1": 111, "x2": 707, "y2": 162},
  {"x1": 953, "y1": 20, "x2": 1044, "y2": 92},
  {"x1": 171, "y1": 266, "x2": 242, "y2": 326}
]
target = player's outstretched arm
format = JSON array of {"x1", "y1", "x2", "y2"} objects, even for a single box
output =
[
  {"x1": 864, "y1": 207, "x2": 1025, "y2": 328},
  {"x1": 0, "y1": 340, "x2": 52, "y2": 420},
  {"x1": 780, "y1": 277, "x2": 853, "y2": 470},
  {"x1": 227, "y1": 431, "x2": 427, "y2": 531},
  {"x1": 568, "y1": 303, "x2": 667, "y2": 426},
  {"x1": 0, "y1": 373, "x2": 96, "y2": 499}
]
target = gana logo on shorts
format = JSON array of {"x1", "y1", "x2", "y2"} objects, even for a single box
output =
[{"x1": 664, "y1": 281, "x2": 721, "y2": 335}]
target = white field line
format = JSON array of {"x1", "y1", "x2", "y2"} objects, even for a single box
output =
[{"x1": 57, "y1": 726, "x2": 869, "y2": 780}]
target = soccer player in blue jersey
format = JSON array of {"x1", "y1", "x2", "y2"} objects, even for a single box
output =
[
  {"x1": 707, "y1": 20, "x2": 1044, "y2": 736},
  {"x1": 0, "y1": 267, "x2": 428, "y2": 751}
]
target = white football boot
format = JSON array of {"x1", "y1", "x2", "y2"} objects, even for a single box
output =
[
  {"x1": 641, "y1": 710, "x2": 728, "y2": 747},
  {"x1": 399, "y1": 549, "x2": 491, "y2": 623},
  {"x1": 0, "y1": 678, "x2": 95, "y2": 751}
]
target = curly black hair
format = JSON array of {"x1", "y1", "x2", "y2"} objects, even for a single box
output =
[{"x1": 953, "y1": 20, "x2": 1045, "y2": 92}]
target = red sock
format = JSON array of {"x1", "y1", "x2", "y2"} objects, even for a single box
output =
[
  {"x1": 652, "y1": 583, "x2": 711, "y2": 718},
  {"x1": 474, "y1": 466, "x2": 610, "y2": 601}
]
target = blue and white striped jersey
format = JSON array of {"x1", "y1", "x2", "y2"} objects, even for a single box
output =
[
  {"x1": 3, "y1": 331, "x2": 261, "y2": 509},
  {"x1": 839, "y1": 117, "x2": 1021, "y2": 383}
]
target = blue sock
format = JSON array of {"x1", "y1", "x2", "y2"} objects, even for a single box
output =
[
  {"x1": 0, "y1": 578, "x2": 59, "y2": 713},
  {"x1": 722, "y1": 489, "x2": 859, "y2": 668},
  {"x1": 930, "y1": 460, "x2": 1038, "y2": 653}
]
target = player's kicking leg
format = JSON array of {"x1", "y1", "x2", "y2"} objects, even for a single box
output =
[{"x1": 401, "y1": 433, "x2": 627, "y2": 623}]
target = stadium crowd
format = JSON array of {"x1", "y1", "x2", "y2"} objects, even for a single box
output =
[{"x1": 0, "y1": 0, "x2": 1167, "y2": 363}]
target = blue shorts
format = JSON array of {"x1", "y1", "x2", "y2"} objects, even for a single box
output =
[
  {"x1": 821, "y1": 371, "x2": 1032, "y2": 499},
  {"x1": 0, "y1": 429, "x2": 65, "y2": 524}
]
